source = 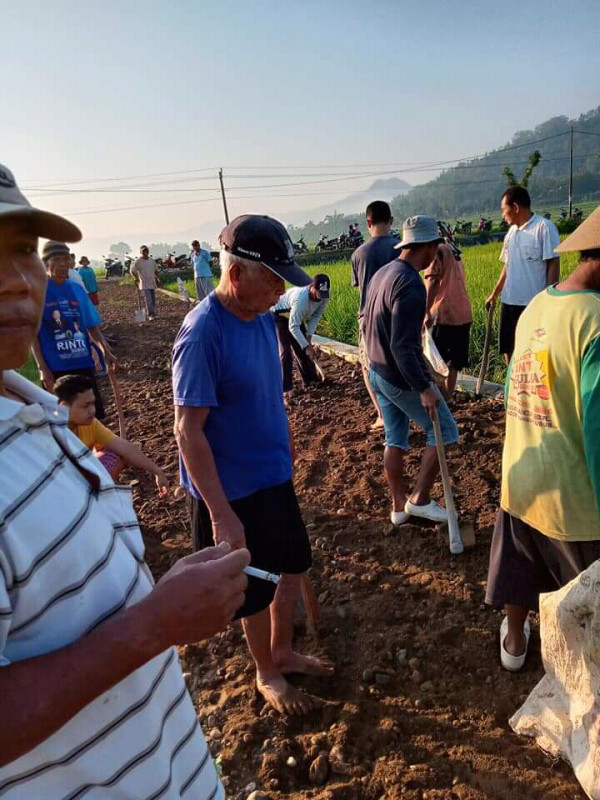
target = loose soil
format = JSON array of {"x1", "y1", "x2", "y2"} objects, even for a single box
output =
[{"x1": 98, "y1": 281, "x2": 583, "y2": 800}]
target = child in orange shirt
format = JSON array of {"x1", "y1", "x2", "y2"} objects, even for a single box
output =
[{"x1": 54, "y1": 374, "x2": 169, "y2": 495}]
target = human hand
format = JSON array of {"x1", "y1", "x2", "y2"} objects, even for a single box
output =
[
  {"x1": 305, "y1": 345, "x2": 315, "y2": 360},
  {"x1": 155, "y1": 470, "x2": 169, "y2": 497},
  {"x1": 212, "y1": 507, "x2": 246, "y2": 550},
  {"x1": 41, "y1": 367, "x2": 54, "y2": 392},
  {"x1": 420, "y1": 385, "x2": 440, "y2": 418},
  {"x1": 105, "y1": 351, "x2": 118, "y2": 372},
  {"x1": 485, "y1": 294, "x2": 497, "y2": 313},
  {"x1": 144, "y1": 543, "x2": 250, "y2": 646},
  {"x1": 424, "y1": 312, "x2": 435, "y2": 329}
]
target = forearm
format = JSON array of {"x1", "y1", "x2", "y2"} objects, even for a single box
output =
[
  {"x1": 176, "y1": 422, "x2": 230, "y2": 520},
  {"x1": 0, "y1": 600, "x2": 163, "y2": 765},
  {"x1": 425, "y1": 279, "x2": 440, "y2": 315},
  {"x1": 107, "y1": 437, "x2": 162, "y2": 476},
  {"x1": 492, "y1": 266, "x2": 507, "y2": 298},
  {"x1": 30, "y1": 339, "x2": 48, "y2": 372},
  {"x1": 88, "y1": 326, "x2": 113, "y2": 357},
  {"x1": 289, "y1": 321, "x2": 309, "y2": 349},
  {"x1": 546, "y1": 257, "x2": 560, "y2": 286},
  {"x1": 306, "y1": 306, "x2": 326, "y2": 338}
]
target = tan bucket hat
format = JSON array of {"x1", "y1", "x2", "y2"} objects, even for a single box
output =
[
  {"x1": 556, "y1": 205, "x2": 600, "y2": 253},
  {"x1": 0, "y1": 163, "x2": 81, "y2": 242}
]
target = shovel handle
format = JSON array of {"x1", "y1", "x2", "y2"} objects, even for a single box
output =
[
  {"x1": 108, "y1": 371, "x2": 128, "y2": 440},
  {"x1": 432, "y1": 408, "x2": 464, "y2": 555},
  {"x1": 476, "y1": 303, "x2": 495, "y2": 396}
]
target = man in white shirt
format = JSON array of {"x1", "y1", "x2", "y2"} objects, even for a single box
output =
[
  {"x1": 486, "y1": 186, "x2": 560, "y2": 362},
  {"x1": 0, "y1": 162, "x2": 249, "y2": 799},
  {"x1": 131, "y1": 245, "x2": 161, "y2": 320},
  {"x1": 271, "y1": 273, "x2": 330, "y2": 397}
]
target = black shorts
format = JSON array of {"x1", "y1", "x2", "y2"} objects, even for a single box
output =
[
  {"x1": 498, "y1": 303, "x2": 526, "y2": 358},
  {"x1": 431, "y1": 323, "x2": 471, "y2": 370},
  {"x1": 187, "y1": 479, "x2": 312, "y2": 618},
  {"x1": 485, "y1": 510, "x2": 600, "y2": 611}
]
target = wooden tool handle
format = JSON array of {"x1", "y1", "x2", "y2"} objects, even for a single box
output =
[
  {"x1": 432, "y1": 408, "x2": 464, "y2": 555},
  {"x1": 108, "y1": 371, "x2": 128, "y2": 440},
  {"x1": 476, "y1": 303, "x2": 495, "y2": 396}
]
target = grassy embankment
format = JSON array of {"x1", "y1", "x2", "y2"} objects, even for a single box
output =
[{"x1": 163, "y1": 243, "x2": 579, "y2": 384}]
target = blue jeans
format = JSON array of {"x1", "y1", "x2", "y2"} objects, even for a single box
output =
[{"x1": 369, "y1": 369, "x2": 459, "y2": 450}]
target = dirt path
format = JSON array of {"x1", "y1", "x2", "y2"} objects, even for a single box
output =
[{"x1": 98, "y1": 281, "x2": 583, "y2": 800}]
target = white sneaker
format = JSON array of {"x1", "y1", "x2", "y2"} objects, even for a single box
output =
[
  {"x1": 500, "y1": 616, "x2": 530, "y2": 672},
  {"x1": 390, "y1": 510, "x2": 410, "y2": 526},
  {"x1": 404, "y1": 499, "x2": 448, "y2": 522}
]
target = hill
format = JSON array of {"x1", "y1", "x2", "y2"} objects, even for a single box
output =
[
  {"x1": 288, "y1": 106, "x2": 600, "y2": 241},
  {"x1": 391, "y1": 106, "x2": 600, "y2": 219}
]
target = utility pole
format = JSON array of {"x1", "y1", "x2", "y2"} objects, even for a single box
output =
[
  {"x1": 568, "y1": 126, "x2": 574, "y2": 218},
  {"x1": 219, "y1": 168, "x2": 230, "y2": 225}
]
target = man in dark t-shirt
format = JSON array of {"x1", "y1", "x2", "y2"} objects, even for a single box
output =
[
  {"x1": 363, "y1": 215, "x2": 460, "y2": 527},
  {"x1": 351, "y1": 201, "x2": 398, "y2": 429}
]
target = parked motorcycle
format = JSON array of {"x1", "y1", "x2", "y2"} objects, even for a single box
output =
[
  {"x1": 559, "y1": 209, "x2": 568, "y2": 220},
  {"x1": 477, "y1": 217, "x2": 493, "y2": 232},
  {"x1": 104, "y1": 256, "x2": 124, "y2": 279},
  {"x1": 315, "y1": 234, "x2": 339, "y2": 252},
  {"x1": 498, "y1": 219, "x2": 509, "y2": 231},
  {"x1": 293, "y1": 236, "x2": 308, "y2": 255},
  {"x1": 573, "y1": 207, "x2": 584, "y2": 221},
  {"x1": 348, "y1": 229, "x2": 364, "y2": 249},
  {"x1": 454, "y1": 220, "x2": 472, "y2": 235}
]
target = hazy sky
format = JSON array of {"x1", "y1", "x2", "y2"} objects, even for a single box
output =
[{"x1": 3, "y1": 0, "x2": 599, "y2": 255}]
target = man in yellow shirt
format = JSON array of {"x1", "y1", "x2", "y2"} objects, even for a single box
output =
[
  {"x1": 486, "y1": 206, "x2": 600, "y2": 672},
  {"x1": 54, "y1": 374, "x2": 169, "y2": 494}
]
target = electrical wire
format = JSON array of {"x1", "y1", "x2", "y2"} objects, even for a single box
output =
[{"x1": 22, "y1": 130, "x2": 573, "y2": 191}]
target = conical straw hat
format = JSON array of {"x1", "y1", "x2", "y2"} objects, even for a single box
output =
[{"x1": 556, "y1": 205, "x2": 600, "y2": 252}]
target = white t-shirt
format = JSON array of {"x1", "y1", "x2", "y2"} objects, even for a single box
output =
[
  {"x1": 0, "y1": 372, "x2": 223, "y2": 800},
  {"x1": 500, "y1": 213, "x2": 560, "y2": 306}
]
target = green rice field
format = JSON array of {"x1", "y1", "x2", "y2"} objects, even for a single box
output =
[{"x1": 164, "y1": 243, "x2": 579, "y2": 384}]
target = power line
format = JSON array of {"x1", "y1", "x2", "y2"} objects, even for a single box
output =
[
  {"x1": 22, "y1": 130, "x2": 572, "y2": 191},
  {"x1": 59, "y1": 174, "x2": 576, "y2": 218},
  {"x1": 28, "y1": 151, "x2": 600, "y2": 198}
]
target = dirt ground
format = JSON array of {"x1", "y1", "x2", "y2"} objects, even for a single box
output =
[{"x1": 98, "y1": 281, "x2": 584, "y2": 800}]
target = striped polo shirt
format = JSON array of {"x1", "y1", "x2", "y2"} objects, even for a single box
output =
[{"x1": 0, "y1": 372, "x2": 224, "y2": 800}]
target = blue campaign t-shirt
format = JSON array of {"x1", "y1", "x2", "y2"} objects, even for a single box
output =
[
  {"x1": 39, "y1": 279, "x2": 101, "y2": 372},
  {"x1": 172, "y1": 293, "x2": 292, "y2": 501},
  {"x1": 191, "y1": 249, "x2": 212, "y2": 278},
  {"x1": 78, "y1": 265, "x2": 99, "y2": 293}
]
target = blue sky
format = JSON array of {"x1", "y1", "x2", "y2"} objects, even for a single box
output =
[{"x1": 2, "y1": 0, "x2": 599, "y2": 254}]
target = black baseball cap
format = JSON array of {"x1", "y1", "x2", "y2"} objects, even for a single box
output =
[
  {"x1": 312, "y1": 273, "x2": 330, "y2": 299},
  {"x1": 219, "y1": 214, "x2": 311, "y2": 287}
]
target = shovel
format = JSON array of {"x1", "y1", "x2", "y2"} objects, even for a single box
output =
[
  {"x1": 108, "y1": 371, "x2": 128, "y2": 439},
  {"x1": 432, "y1": 407, "x2": 470, "y2": 555},
  {"x1": 134, "y1": 289, "x2": 147, "y2": 324},
  {"x1": 476, "y1": 302, "x2": 495, "y2": 395}
]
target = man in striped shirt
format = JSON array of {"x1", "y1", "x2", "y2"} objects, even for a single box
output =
[{"x1": 0, "y1": 163, "x2": 250, "y2": 798}]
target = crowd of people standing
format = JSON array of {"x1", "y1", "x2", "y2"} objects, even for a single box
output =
[{"x1": 1, "y1": 156, "x2": 599, "y2": 799}]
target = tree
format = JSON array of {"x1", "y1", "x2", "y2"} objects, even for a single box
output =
[
  {"x1": 109, "y1": 241, "x2": 132, "y2": 258},
  {"x1": 503, "y1": 150, "x2": 542, "y2": 188}
]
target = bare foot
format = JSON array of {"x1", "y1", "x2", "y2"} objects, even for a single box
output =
[
  {"x1": 256, "y1": 673, "x2": 321, "y2": 715},
  {"x1": 370, "y1": 417, "x2": 384, "y2": 431},
  {"x1": 275, "y1": 651, "x2": 335, "y2": 677}
]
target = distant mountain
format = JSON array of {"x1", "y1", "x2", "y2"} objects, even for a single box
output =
[
  {"x1": 285, "y1": 177, "x2": 411, "y2": 226},
  {"x1": 390, "y1": 106, "x2": 600, "y2": 219}
]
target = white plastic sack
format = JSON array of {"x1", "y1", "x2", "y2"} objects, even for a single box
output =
[
  {"x1": 510, "y1": 559, "x2": 600, "y2": 799},
  {"x1": 176, "y1": 276, "x2": 191, "y2": 304},
  {"x1": 422, "y1": 326, "x2": 449, "y2": 379}
]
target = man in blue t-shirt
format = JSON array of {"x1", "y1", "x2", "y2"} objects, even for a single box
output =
[
  {"x1": 190, "y1": 239, "x2": 213, "y2": 301},
  {"x1": 173, "y1": 215, "x2": 334, "y2": 715},
  {"x1": 31, "y1": 241, "x2": 117, "y2": 418}
]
